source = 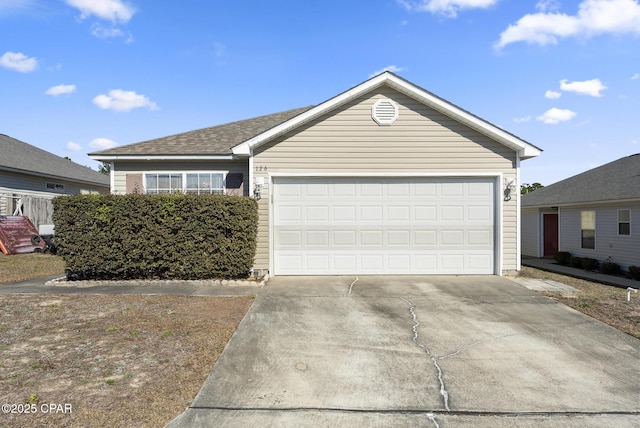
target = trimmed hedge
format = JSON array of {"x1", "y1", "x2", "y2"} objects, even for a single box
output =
[
  {"x1": 553, "y1": 251, "x2": 571, "y2": 266},
  {"x1": 52, "y1": 194, "x2": 258, "y2": 280}
]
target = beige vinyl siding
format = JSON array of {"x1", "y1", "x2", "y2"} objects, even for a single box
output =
[
  {"x1": 559, "y1": 203, "x2": 640, "y2": 269},
  {"x1": 111, "y1": 161, "x2": 249, "y2": 195},
  {"x1": 253, "y1": 86, "x2": 518, "y2": 273}
]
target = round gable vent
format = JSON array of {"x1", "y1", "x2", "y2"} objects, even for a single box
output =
[{"x1": 371, "y1": 98, "x2": 399, "y2": 126}]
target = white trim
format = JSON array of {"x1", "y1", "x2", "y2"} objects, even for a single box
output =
[
  {"x1": 496, "y1": 173, "x2": 503, "y2": 276},
  {"x1": 248, "y1": 154, "x2": 254, "y2": 199},
  {"x1": 516, "y1": 153, "x2": 521, "y2": 271},
  {"x1": 268, "y1": 172, "x2": 503, "y2": 276},
  {"x1": 233, "y1": 72, "x2": 542, "y2": 160},
  {"x1": 110, "y1": 162, "x2": 115, "y2": 194},
  {"x1": 269, "y1": 172, "x2": 501, "y2": 178},
  {"x1": 90, "y1": 155, "x2": 238, "y2": 161}
]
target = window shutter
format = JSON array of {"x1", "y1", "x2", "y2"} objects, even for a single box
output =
[{"x1": 126, "y1": 174, "x2": 142, "y2": 194}]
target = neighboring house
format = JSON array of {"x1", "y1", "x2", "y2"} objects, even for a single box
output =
[
  {"x1": 521, "y1": 154, "x2": 640, "y2": 269},
  {"x1": 0, "y1": 134, "x2": 110, "y2": 229},
  {"x1": 90, "y1": 72, "x2": 541, "y2": 276}
]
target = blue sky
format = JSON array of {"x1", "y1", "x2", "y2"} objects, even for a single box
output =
[{"x1": 1, "y1": 0, "x2": 639, "y2": 185}]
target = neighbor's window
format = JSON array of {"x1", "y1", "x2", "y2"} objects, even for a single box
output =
[
  {"x1": 581, "y1": 210, "x2": 596, "y2": 249},
  {"x1": 145, "y1": 173, "x2": 182, "y2": 194},
  {"x1": 186, "y1": 173, "x2": 224, "y2": 194},
  {"x1": 46, "y1": 182, "x2": 64, "y2": 191},
  {"x1": 144, "y1": 172, "x2": 225, "y2": 194},
  {"x1": 618, "y1": 209, "x2": 631, "y2": 236}
]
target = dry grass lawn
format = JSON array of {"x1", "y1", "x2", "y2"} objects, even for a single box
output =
[
  {"x1": 520, "y1": 266, "x2": 640, "y2": 339},
  {"x1": 0, "y1": 254, "x2": 254, "y2": 427}
]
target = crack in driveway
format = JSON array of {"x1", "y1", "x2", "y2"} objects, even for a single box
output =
[{"x1": 402, "y1": 297, "x2": 450, "y2": 411}]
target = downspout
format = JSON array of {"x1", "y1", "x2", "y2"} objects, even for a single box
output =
[{"x1": 516, "y1": 152, "x2": 522, "y2": 272}]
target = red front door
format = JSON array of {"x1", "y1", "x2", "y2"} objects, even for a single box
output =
[{"x1": 543, "y1": 214, "x2": 558, "y2": 257}]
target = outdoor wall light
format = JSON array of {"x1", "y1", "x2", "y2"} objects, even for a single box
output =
[
  {"x1": 503, "y1": 178, "x2": 516, "y2": 201},
  {"x1": 253, "y1": 177, "x2": 264, "y2": 200}
]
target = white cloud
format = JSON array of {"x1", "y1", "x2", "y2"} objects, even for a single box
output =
[
  {"x1": 514, "y1": 116, "x2": 531, "y2": 123},
  {"x1": 631, "y1": 139, "x2": 637, "y2": 145},
  {"x1": 89, "y1": 138, "x2": 118, "y2": 149},
  {"x1": 0, "y1": 51, "x2": 37, "y2": 72},
  {"x1": 537, "y1": 107, "x2": 577, "y2": 124},
  {"x1": 45, "y1": 84, "x2": 77, "y2": 96},
  {"x1": 545, "y1": 90, "x2": 561, "y2": 99},
  {"x1": 370, "y1": 65, "x2": 405, "y2": 78},
  {"x1": 560, "y1": 78, "x2": 607, "y2": 97},
  {"x1": 632, "y1": 73, "x2": 640, "y2": 80},
  {"x1": 91, "y1": 23, "x2": 125, "y2": 39},
  {"x1": 66, "y1": 141, "x2": 82, "y2": 151},
  {"x1": 496, "y1": 0, "x2": 640, "y2": 49},
  {"x1": 536, "y1": 0, "x2": 561, "y2": 12},
  {"x1": 0, "y1": 0, "x2": 36, "y2": 14},
  {"x1": 397, "y1": 0, "x2": 497, "y2": 17},
  {"x1": 93, "y1": 89, "x2": 158, "y2": 112},
  {"x1": 66, "y1": 0, "x2": 135, "y2": 23}
]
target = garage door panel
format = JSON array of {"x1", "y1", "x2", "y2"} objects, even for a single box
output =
[{"x1": 273, "y1": 177, "x2": 495, "y2": 275}]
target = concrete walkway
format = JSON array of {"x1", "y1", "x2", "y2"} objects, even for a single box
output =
[{"x1": 522, "y1": 258, "x2": 640, "y2": 290}]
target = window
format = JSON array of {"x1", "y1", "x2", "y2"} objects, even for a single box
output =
[
  {"x1": 46, "y1": 182, "x2": 64, "y2": 191},
  {"x1": 618, "y1": 209, "x2": 631, "y2": 236},
  {"x1": 186, "y1": 173, "x2": 224, "y2": 194},
  {"x1": 145, "y1": 173, "x2": 182, "y2": 194},
  {"x1": 581, "y1": 211, "x2": 595, "y2": 249},
  {"x1": 144, "y1": 172, "x2": 225, "y2": 194}
]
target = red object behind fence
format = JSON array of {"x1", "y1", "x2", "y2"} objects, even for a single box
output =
[{"x1": 0, "y1": 216, "x2": 46, "y2": 255}]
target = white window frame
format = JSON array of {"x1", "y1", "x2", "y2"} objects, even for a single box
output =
[
  {"x1": 143, "y1": 171, "x2": 227, "y2": 195},
  {"x1": 618, "y1": 209, "x2": 631, "y2": 236}
]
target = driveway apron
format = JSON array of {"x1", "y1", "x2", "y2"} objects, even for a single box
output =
[{"x1": 166, "y1": 276, "x2": 640, "y2": 427}]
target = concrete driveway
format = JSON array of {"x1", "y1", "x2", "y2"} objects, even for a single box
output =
[{"x1": 167, "y1": 276, "x2": 640, "y2": 427}]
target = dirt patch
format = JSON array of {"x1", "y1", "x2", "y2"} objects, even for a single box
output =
[
  {"x1": 520, "y1": 266, "x2": 640, "y2": 339},
  {"x1": 0, "y1": 294, "x2": 254, "y2": 427}
]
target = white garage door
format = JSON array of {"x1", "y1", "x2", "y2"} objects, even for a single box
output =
[{"x1": 273, "y1": 177, "x2": 496, "y2": 275}]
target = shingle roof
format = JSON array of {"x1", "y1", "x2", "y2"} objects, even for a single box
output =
[
  {"x1": 90, "y1": 106, "x2": 314, "y2": 157},
  {"x1": 0, "y1": 134, "x2": 110, "y2": 186},
  {"x1": 522, "y1": 154, "x2": 640, "y2": 207}
]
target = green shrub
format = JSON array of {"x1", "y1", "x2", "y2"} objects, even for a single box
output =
[
  {"x1": 569, "y1": 256, "x2": 583, "y2": 269},
  {"x1": 581, "y1": 258, "x2": 600, "y2": 271},
  {"x1": 52, "y1": 194, "x2": 258, "y2": 280},
  {"x1": 600, "y1": 260, "x2": 621, "y2": 276},
  {"x1": 553, "y1": 251, "x2": 571, "y2": 266},
  {"x1": 628, "y1": 265, "x2": 640, "y2": 281}
]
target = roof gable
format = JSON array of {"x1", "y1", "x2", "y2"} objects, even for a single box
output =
[
  {"x1": 0, "y1": 134, "x2": 110, "y2": 186},
  {"x1": 522, "y1": 154, "x2": 640, "y2": 207},
  {"x1": 232, "y1": 72, "x2": 542, "y2": 159}
]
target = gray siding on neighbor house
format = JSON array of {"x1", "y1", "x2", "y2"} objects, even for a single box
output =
[
  {"x1": 111, "y1": 161, "x2": 249, "y2": 195},
  {"x1": 253, "y1": 86, "x2": 519, "y2": 273},
  {"x1": 558, "y1": 203, "x2": 640, "y2": 268},
  {"x1": 0, "y1": 169, "x2": 107, "y2": 196},
  {"x1": 521, "y1": 208, "x2": 540, "y2": 257}
]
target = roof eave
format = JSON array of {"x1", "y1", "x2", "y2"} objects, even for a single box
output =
[{"x1": 89, "y1": 154, "x2": 239, "y2": 162}]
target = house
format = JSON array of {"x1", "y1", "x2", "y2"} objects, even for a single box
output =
[
  {"x1": 521, "y1": 154, "x2": 640, "y2": 269},
  {"x1": 0, "y1": 134, "x2": 110, "y2": 229},
  {"x1": 90, "y1": 72, "x2": 541, "y2": 276}
]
